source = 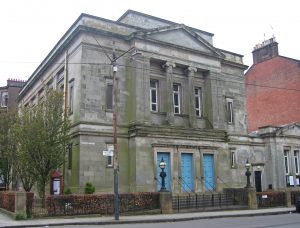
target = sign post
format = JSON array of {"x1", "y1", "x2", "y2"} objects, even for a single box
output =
[{"x1": 103, "y1": 146, "x2": 114, "y2": 157}]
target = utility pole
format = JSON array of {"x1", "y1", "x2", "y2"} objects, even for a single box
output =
[
  {"x1": 112, "y1": 43, "x2": 119, "y2": 220},
  {"x1": 93, "y1": 37, "x2": 134, "y2": 221}
]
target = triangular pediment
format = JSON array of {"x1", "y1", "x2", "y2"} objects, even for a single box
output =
[
  {"x1": 117, "y1": 9, "x2": 174, "y2": 29},
  {"x1": 142, "y1": 25, "x2": 222, "y2": 57},
  {"x1": 276, "y1": 123, "x2": 300, "y2": 137}
]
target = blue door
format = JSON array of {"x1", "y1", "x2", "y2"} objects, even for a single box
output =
[
  {"x1": 203, "y1": 154, "x2": 215, "y2": 191},
  {"x1": 157, "y1": 152, "x2": 171, "y2": 191},
  {"x1": 181, "y1": 153, "x2": 194, "y2": 192}
]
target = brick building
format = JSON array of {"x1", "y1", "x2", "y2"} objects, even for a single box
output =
[
  {"x1": 245, "y1": 37, "x2": 300, "y2": 133},
  {"x1": 0, "y1": 79, "x2": 26, "y2": 112},
  {"x1": 0, "y1": 79, "x2": 25, "y2": 190}
]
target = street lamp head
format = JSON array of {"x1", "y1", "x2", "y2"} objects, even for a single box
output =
[
  {"x1": 245, "y1": 159, "x2": 252, "y2": 188},
  {"x1": 245, "y1": 159, "x2": 251, "y2": 170},
  {"x1": 159, "y1": 158, "x2": 166, "y2": 170}
]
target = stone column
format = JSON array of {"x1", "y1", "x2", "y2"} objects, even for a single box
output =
[
  {"x1": 159, "y1": 192, "x2": 173, "y2": 214},
  {"x1": 187, "y1": 66, "x2": 197, "y2": 127},
  {"x1": 15, "y1": 191, "x2": 27, "y2": 216},
  {"x1": 246, "y1": 187, "x2": 258, "y2": 209},
  {"x1": 163, "y1": 62, "x2": 176, "y2": 125},
  {"x1": 285, "y1": 190, "x2": 292, "y2": 207}
]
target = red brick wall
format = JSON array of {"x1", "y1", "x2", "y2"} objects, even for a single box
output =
[
  {"x1": 0, "y1": 191, "x2": 15, "y2": 212},
  {"x1": 245, "y1": 56, "x2": 300, "y2": 132}
]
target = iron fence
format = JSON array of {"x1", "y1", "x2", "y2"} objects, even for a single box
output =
[
  {"x1": 172, "y1": 192, "x2": 246, "y2": 212},
  {"x1": 257, "y1": 192, "x2": 286, "y2": 208},
  {"x1": 291, "y1": 191, "x2": 300, "y2": 205}
]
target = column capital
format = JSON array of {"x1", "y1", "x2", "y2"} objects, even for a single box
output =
[
  {"x1": 163, "y1": 62, "x2": 176, "y2": 72},
  {"x1": 187, "y1": 66, "x2": 197, "y2": 75}
]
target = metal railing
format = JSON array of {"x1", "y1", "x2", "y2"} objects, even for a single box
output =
[
  {"x1": 291, "y1": 191, "x2": 300, "y2": 205},
  {"x1": 172, "y1": 192, "x2": 240, "y2": 212},
  {"x1": 172, "y1": 177, "x2": 247, "y2": 212},
  {"x1": 256, "y1": 192, "x2": 286, "y2": 208}
]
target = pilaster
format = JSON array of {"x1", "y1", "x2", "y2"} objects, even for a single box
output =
[
  {"x1": 187, "y1": 66, "x2": 197, "y2": 127},
  {"x1": 163, "y1": 62, "x2": 176, "y2": 125}
]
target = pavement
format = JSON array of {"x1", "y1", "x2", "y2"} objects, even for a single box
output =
[{"x1": 0, "y1": 207, "x2": 297, "y2": 228}]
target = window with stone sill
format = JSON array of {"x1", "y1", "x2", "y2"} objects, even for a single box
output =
[
  {"x1": 284, "y1": 149, "x2": 293, "y2": 187},
  {"x1": 195, "y1": 87, "x2": 203, "y2": 117},
  {"x1": 56, "y1": 67, "x2": 64, "y2": 84},
  {"x1": 284, "y1": 149, "x2": 290, "y2": 175},
  {"x1": 173, "y1": 83, "x2": 181, "y2": 114},
  {"x1": 47, "y1": 79, "x2": 54, "y2": 90},
  {"x1": 294, "y1": 150, "x2": 300, "y2": 186},
  {"x1": 69, "y1": 80, "x2": 74, "y2": 115},
  {"x1": 150, "y1": 79, "x2": 158, "y2": 112},
  {"x1": 230, "y1": 150, "x2": 236, "y2": 168},
  {"x1": 294, "y1": 150, "x2": 300, "y2": 175},
  {"x1": 226, "y1": 98, "x2": 234, "y2": 124},
  {"x1": 0, "y1": 91, "x2": 8, "y2": 107}
]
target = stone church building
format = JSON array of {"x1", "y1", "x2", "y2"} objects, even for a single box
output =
[{"x1": 18, "y1": 10, "x2": 300, "y2": 194}]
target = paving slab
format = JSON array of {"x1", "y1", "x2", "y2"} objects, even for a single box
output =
[{"x1": 0, "y1": 207, "x2": 296, "y2": 228}]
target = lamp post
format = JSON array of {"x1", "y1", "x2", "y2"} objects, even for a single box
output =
[
  {"x1": 159, "y1": 158, "x2": 167, "y2": 192},
  {"x1": 245, "y1": 159, "x2": 252, "y2": 188}
]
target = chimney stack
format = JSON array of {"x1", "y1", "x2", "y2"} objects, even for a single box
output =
[{"x1": 252, "y1": 37, "x2": 279, "y2": 64}]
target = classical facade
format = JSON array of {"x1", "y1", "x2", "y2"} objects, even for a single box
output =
[
  {"x1": 249, "y1": 123, "x2": 300, "y2": 190},
  {"x1": 18, "y1": 10, "x2": 298, "y2": 194}
]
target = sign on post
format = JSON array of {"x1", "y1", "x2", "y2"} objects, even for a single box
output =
[{"x1": 103, "y1": 145, "x2": 114, "y2": 156}]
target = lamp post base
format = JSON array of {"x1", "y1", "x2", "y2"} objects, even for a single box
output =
[{"x1": 159, "y1": 187, "x2": 167, "y2": 192}]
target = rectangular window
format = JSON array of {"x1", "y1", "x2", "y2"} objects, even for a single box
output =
[
  {"x1": 150, "y1": 80, "x2": 158, "y2": 112},
  {"x1": 30, "y1": 96, "x2": 36, "y2": 108},
  {"x1": 284, "y1": 149, "x2": 292, "y2": 187},
  {"x1": 38, "y1": 88, "x2": 45, "y2": 104},
  {"x1": 230, "y1": 151, "x2": 236, "y2": 168},
  {"x1": 294, "y1": 150, "x2": 300, "y2": 175},
  {"x1": 106, "y1": 84, "x2": 113, "y2": 110},
  {"x1": 1, "y1": 91, "x2": 8, "y2": 107},
  {"x1": 59, "y1": 84, "x2": 64, "y2": 93},
  {"x1": 173, "y1": 84, "x2": 181, "y2": 114},
  {"x1": 67, "y1": 144, "x2": 72, "y2": 170},
  {"x1": 56, "y1": 67, "x2": 64, "y2": 83},
  {"x1": 69, "y1": 81, "x2": 74, "y2": 114},
  {"x1": 47, "y1": 79, "x2": 54, "y2": 90},
  {"x1": 226, "y1": 98, "x2": 233, "y2": 124},
  {"x1": 0, "y1": 174, "x2": 4, "y2": 185},
  {"x1": 284, "y1": 149, "x2": 290, "y2": 175},
  {"x1": 195, "y1": 87, "x2": 202, "y2": 117}
]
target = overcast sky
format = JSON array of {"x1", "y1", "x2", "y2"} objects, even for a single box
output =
[{"x1": 0, "y1": 0, "x2": 299, "y2": 86}]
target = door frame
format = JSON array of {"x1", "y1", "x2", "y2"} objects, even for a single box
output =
[
  {"x1": 200, "y1": 150, "x2": 217, "y2": 192},
  {"x1": 180, "y1": 152, "x2": 195, "y2": 192},
  {"x1": 153, "y1": 147, "x2": 174, "y2": 192},
  {"x1": 254, "y1": 170, "x2": 262, "y2": 192}
]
